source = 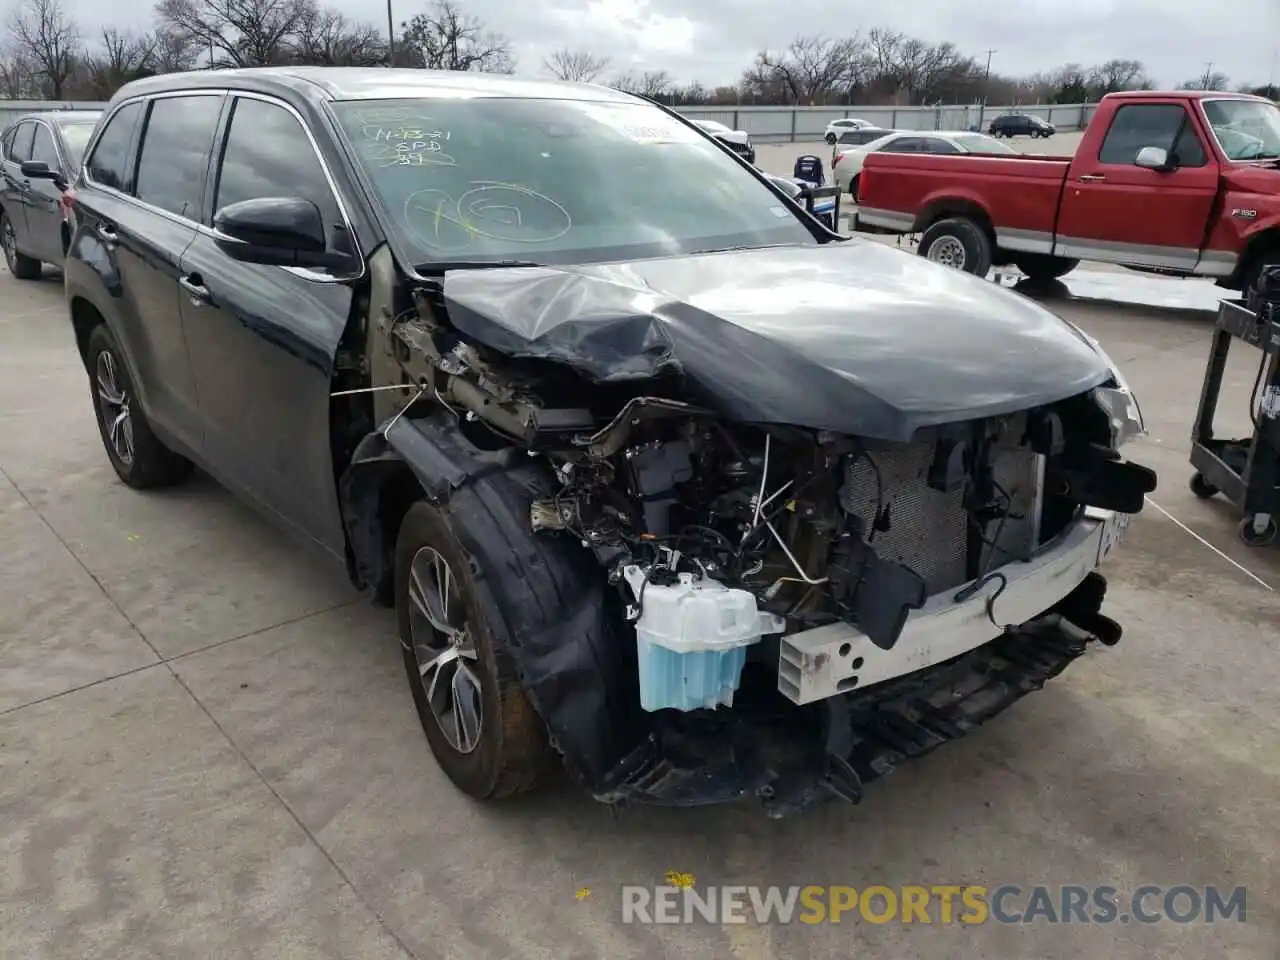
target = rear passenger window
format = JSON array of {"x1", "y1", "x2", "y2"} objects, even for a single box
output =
[
  {"x1": 214, "y1": 96, "x2": 342, "y2": 243},
  {"x1": 922, "y1": 138, "x2": 959, "y2": 154},
  {"x1": 87, "y1": 101, "x2": 144, "y2": 191},
  {"x1": 8, "y1": 122, "x2": 34, "y2": 163},
  {"x1": 881, "y1": 138, "x2": 921, "y2": 153},
  {"x1": 31, "y1": 124, "x2": 59, "y2": 169},
  {"x1": 135, "y1": 94, "x2": 224, "y2": 220},
  {"x1": 1099, "y1": 104, "x2": 1192, "y2": 165}
]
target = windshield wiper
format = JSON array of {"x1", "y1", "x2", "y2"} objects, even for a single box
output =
[{"x1": 414, "y1": 259, "x2": 543, "y2": 273}]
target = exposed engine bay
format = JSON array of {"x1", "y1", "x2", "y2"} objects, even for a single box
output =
[{"x1": 348, "y1": 270, "x2": 1158, "y2": 815}]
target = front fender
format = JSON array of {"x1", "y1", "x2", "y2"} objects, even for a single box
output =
[
  {"x1": 339, "y1": 411, "x2": 644, "y2": 792},
  {"x1": 339, "y1": 412, "x2": 521, "y2": 592}
]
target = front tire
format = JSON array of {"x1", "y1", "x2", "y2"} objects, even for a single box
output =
[
  {"x1": 394, "y1": 500, "x2": 551, "y2": 800},
  {"x1": 918, "y1": 218, "x2": 993, "y2": 276},
  {"x1": 1, "y1": 211, "x2": 41, "y2": 280},
  {"x1": 86, "y1": 324, "x2": 193, "y2": 489},
  {"x1": 1014, "y1": 253, "x2": 1079, "y2": 282}
]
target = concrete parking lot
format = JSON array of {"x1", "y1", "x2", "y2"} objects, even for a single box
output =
[{"x1": 1, "y1": 246, "x2": 1278, "y2": 957}]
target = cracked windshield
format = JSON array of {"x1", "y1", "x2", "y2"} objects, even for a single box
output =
[
  {"x1": 331, "y1": 97, "x2": 816, "y2": 265},
  {"x1": 1202, "y1": 98, "x2": 1280, "y2": 159}
]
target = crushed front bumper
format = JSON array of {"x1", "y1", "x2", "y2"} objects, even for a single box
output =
[
  {"x1": 594, "y1": 511, "x2": 1127, "y2": 818},
  {"x1": 780, "y1": 508, "x2": 1128, "y2": 704}
]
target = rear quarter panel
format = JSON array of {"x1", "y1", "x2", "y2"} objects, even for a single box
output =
[{"x1": 859, "y1": 153, "x2": 1071, "y2": 236}]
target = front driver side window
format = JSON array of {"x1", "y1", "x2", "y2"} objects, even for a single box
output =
[
  {"x1": 1098, "y1": 104, "x2": 1189, "y2": 165},
  {"x1": 214, "y1": 96, "x2": 343, "y2": 246},
  {"x1": 87, "y1": 101, "x2": 144, "y2": 192},
  {"x1": 8, "y1": 122, "x2": 34, "y2": 163},
  {"x1": 31, "y1": 124, "x2": 60, "y2": 170}
]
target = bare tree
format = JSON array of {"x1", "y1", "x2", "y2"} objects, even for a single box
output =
[
  {"x1": 543, "y1": 47, "x2": 609, "y2": 82},
  {"x1": 0, "y1": 44, "x2": 36, "y2": 96},
  {"x1": 1178, "y1": 71, "x2": 1230, "y2": 91},
  {"x1": 399, "y1": 0, "x2": 513, "y2": 72},
  {"x1": 292, "y1": 7, "x2": 384, "y2": 65},
  {"x1": 611, "y1": 69, "x2": 671, "y2": 99},
  {"x1": 1088, "y1": 58, "x2": 1151, "y2": 95},
  {"x1": 151, "y1": 26, "x2": 200, "y2": 71},
  {"x1": 78, "y1": 27, "x2": 156, "y2": 98},
  {"x1": 744, "y1": 35, "x2": 866, "y2": 105},
  {"x1": 156, "y1": 0, "x2": 314, "y2": 67},
  {"x1": 5, "y1": 0, "x2": 80, "y2": 98}
]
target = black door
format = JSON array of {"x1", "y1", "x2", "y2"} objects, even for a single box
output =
[
  {"x1": 26, "y1": 121, "x2": 67, "y2": 263},
  {"x1": 1, "y1": 121, "x2": 36, "y2": 254},
  {"x1": 75, "y1": 94, "x2": 223, "y2": 456},
  {"x1": 179, "y1": 94, "x2": 358, "y2": 555}
]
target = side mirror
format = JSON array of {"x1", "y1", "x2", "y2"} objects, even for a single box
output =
[
  {"x1": 212, "y1": 196, "x2": 350, "y2": 270},
  {"x1": 1135, "y1": 146, "x2": 1171, "y2": 171},
  {"x1": 21, "y1": 159, "x2": 67, "y2": 190}
]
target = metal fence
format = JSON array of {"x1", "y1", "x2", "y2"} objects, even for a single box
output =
[
  {"x1": 0, "y1": 100, "x2": 105, "y2": 127},
  {"x1": 677, "y1": 102, "x2": 1099, "y2": 141},
  {"x1": 0, "y1": 97, "x2": 1100, "y2": 142}
]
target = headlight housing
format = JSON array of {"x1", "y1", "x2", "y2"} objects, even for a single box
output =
[{"x1": 1081, "y1": 334, "x2": 1145, "y2": 449}]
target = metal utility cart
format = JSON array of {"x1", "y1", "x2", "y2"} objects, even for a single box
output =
[{"x1": 1188, "y1": 290, "x2": 1280, "y2": 547}]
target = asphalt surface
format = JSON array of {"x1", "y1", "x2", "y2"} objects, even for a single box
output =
[{"x1": 1, "y1": 241, "x2": 1278, "y2": 959}]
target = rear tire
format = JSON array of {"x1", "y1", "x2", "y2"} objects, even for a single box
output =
[
  {"x1": 1, "y1": 212, "x2": 41, "y2": 280},
  {"x1": 394, "y1": 500, "x2": 552, "y2": 800},
  {"x1": 86, "y1": 324, "x2": 194, "y2": 489},
  {"x1": 849, "y1": 174, "x2": 860, "y2": 200},
  {"x1": 1014, "y1": 253, "x2": 1079, "y2": 282},
  {"x1": 918, "y1": 218, "x2": 993, "y2": 277}
]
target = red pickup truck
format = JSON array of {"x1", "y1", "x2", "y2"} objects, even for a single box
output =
[{"x1": 854, "y1": 90, "x2": 1280, "y2": 294}]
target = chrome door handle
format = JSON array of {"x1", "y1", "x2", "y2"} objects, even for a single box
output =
[
  {"x1": 178, "y1": 275, "x2": 210, "y2": 304},
  {"x1": 1078, "y1": 174, "x2": 1106, "y2": 182}
]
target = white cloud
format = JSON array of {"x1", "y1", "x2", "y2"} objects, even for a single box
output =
[{"x1": 64, "y1": 0, "x2": 1280, "y2": 91}]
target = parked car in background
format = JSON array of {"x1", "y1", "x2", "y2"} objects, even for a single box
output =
[
  {"x1": 690, "y1": 118, "x2": 755, "y2": 164},
  {"x1": 0, "y1": 109, "x2": 101, "y2": 278},
  {"x1": 989, "y1": 113, "x2": 1056, "y2": 138},
  {"x1": 53, "y1": 67, "x2": 1150, "y2": 818},
  {"x1": 824, "y1": 117, "x2": 875, "y2": 144},
  {"x1": 829, "y1": 126, "x2": 894, "y2": 163},
  {"x1": 855, "y1": 90, "x2": 1280, "y2": 292},
  {"x1": 834, "y1": 130, "x2": 1016, "y2": 197}
]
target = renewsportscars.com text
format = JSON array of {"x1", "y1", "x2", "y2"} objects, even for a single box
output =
[{"x1": 621, "y1": 884, "x2": 1247, "y2": 925}]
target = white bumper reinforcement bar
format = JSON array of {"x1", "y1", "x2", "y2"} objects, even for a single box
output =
[{"x1": 777, "y1": 508, "x2": 1129, "y2": 705}]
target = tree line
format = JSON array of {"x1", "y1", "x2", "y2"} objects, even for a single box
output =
[{"x1": 2, "y1": 0, "x2": 1276, "y2": 106}]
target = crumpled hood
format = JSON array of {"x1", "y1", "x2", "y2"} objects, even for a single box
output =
[{"x1": 438, "y1": 239, "x2": 1112, "y2": 442}]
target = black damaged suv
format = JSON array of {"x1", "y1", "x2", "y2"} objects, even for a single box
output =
[{"x1": 54, "y1": 67, "x2": 1152, "y2": 817}]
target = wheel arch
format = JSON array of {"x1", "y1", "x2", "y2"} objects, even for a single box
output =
[
  {"x1": 913, "y1": 197, "x2": 996, "y2": 243},
  {"x1": 339, "y1": 410, "x2": 642, "y2": 792},
  {"x1": 339, "y1": 411, "x2": 529, "y2": 602},
  {"x1": 69, "y1": 294, "x2": 105, "y2": 368},
  {"x1": 1229, "y1": 226, "x2": 1280, "y2": 289}
]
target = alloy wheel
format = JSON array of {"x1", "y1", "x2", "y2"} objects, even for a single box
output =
[
  {"x1": 406, "y1": 546, "x2": 484, "y2": 754},
  {"x1": 95, "y1": 349, "x2": 135, "y2": 465},
  {"x1": 927, "y1": 236, "x2": 967, "y2": 270}
]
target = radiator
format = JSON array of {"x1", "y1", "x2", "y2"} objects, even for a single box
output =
[{"x1": 839, "y1": 431, "x2": 1042, "y2": 595}]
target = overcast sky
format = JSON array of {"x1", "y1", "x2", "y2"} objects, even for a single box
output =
[{"x1": 70, "y1": 0, "x2": 1280, "y2": 91}]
